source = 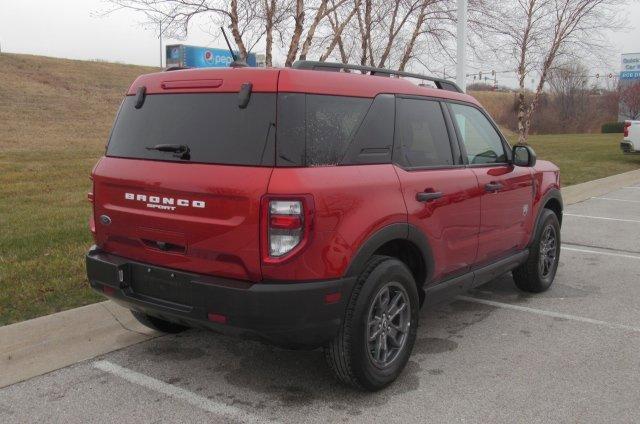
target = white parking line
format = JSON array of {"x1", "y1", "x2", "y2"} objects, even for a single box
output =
[
  {"x1": 93, "y1": 360, "x2": 279, "y2": 424},
  {"x1": 562, "y1": 246, "x2": 640, "y2": 260},
  {"x1": 456, "y1": 296, "x2": 640, "y2": 333},
  {"x1": 591, "y1": 197, "x2": 640, "y2": 204},
  {"x1": 563, "y1": 213, "x2": 640, "y2": 223}
]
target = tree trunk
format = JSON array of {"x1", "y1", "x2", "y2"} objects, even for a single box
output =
[
  {"x1": 299, "y1": 0, "x2": 329, "y2": 60},
  {"x1": 264, "y1": 0, "x2": 276, "y2": 67},
  {"x1": 229, "y1": 0, "x2": 249, "y2": 60},
  {"x1": 285, "y1": 0, "x2": 305, "y2": 67},
  {"x1": 398, "y1": 1, "x2": 427, "y2": 71},
  {"x1": 321, "y1": 1, "x2": 360, "y2": 62}
]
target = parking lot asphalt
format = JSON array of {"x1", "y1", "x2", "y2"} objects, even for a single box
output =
[{"x1": 2, "y1": 184, "x2": 640, "y2": 424}]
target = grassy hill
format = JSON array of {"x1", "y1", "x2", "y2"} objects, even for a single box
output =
[
  {"x1": 0, "y1": 53, "x2": 155, "y2": 324},
  {"x1": 0, "y1": 53, "x2": 637, "y2": 325}
]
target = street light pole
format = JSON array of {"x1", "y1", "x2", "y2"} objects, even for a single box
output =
[
  {"x1": 456, "y1": 0, "x2": 467, "y2": 92},
  {"x1": 159, "y1": 21, "x2": 163, "y2": 68}
]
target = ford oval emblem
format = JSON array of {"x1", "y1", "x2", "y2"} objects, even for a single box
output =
[{"x1": 100, "y1": 215, "x2": 112, "y2": 226}]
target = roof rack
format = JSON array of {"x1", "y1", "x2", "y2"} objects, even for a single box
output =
[{"x1": 292, "y1": 60, "x2": 463, "y2": 93}]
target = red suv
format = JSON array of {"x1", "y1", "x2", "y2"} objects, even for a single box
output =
[{"x1": 86, "y1": 61, "x2": 562, "y2": 390}]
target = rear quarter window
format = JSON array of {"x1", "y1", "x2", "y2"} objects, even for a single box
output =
[
  {"x1": 277, "y1": 94, "x2": 388, "y2": 167},
  {"x1": 107, "y1": 93, "x2": 276, "y2": 166}
]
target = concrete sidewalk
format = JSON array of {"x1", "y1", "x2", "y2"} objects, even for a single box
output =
[
  {"x1": 0, "y1": 301, "x2": 158, "y2": 388},
  {"x1": 2, "y1": 167, "x2": 640, "y2": 389}
]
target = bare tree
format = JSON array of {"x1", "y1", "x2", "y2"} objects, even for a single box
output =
[
  {"x1": 479, "y1": 0, "x2": 623, "y2": 143},
  {"x1": 547, "y1": 63, "x2": 590, "y2": 121}
]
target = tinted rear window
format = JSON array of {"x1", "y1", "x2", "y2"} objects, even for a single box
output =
[{"x1": 107, "y1": 93, "x2": 276, "y2": 166}]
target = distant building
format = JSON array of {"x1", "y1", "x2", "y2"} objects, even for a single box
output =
[
  {"x1": 165, "y1": 44, "x2": 261, "y2": 68},
  {"x1": 619, "y1": 53, "x2": 640, "y2": 121}
]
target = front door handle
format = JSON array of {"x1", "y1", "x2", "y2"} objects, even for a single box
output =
[
  {"x1": 485, "y1": 182, "x2": 503, "y2": 192},
  {"x1": 416, "y1": 191, "x2": 443, "y2": 202}
]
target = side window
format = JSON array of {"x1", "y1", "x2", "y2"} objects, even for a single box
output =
[
  {"x1": 449, "y1": 103, "x2": 506, "y2": 164},
  {"x1": 276, "y1": 94, "x2": 372, "y2": 167},
  {"x1": 305, "y1": 95, "x2": 371, "y2": 166},
  {"x1": 394, "y1": 98, "x2": 453, "y2": 168}
]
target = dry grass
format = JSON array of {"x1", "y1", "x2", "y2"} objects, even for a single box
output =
[
  {"x1": 0, "y1": 53, "x2": 638, "y2": 325},
  {"x1": 0, "y1": 53, "x2": 155, "y2": 324}
]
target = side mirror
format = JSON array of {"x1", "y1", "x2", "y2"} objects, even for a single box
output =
[{"x1": 512, "y1": 145, "x2": 537, "y2": 167}]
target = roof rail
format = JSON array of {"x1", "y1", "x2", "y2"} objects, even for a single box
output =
[{"x1": 292, "y1": 60, "x2": 463, "y2": 93}]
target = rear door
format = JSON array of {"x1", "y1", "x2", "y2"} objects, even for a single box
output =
[
  {"x1": 447, "y1": 102, "x2": 533, "y2": 266},
  {"x1": 393, "y1": 97, "x2": 481, "y2": 283},
  {"x1": 92, "y1": 70, "x2": 279, "y2": 282}
]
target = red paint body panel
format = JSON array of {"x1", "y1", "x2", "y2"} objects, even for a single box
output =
[
  {"x1": 394, "y1": 166, "x2": 481, "y2": 282},
  {"x1": 263, "y1": 165, "x2": 406, "y2": 281},
  {"x1": 92, "y1": 157, "x2": 272, "y2": 282},
  {"x1": 128, "y1": 68, "x2": 281, "y2": 95},
  {"x1": 472, "y1": 165, "x2": 535, "y2": 266}
]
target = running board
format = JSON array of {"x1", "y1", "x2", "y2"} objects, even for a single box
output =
[{"x1": 423, "y1": 250, "x2": 529, "y2": 306}]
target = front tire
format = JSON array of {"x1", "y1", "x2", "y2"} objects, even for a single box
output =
[
  {"x1": 131, "y1": 310, "x2": 189, "y2": 333},
  {"x1": 325, "y1": 255, "x2": 419, "y2": 391},
  {"x1": 513, "y1": 209, "x2": 561, "y2": 293}
]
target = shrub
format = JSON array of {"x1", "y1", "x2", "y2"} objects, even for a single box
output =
[{"x1": 601, "y1": 122, "x2": 625, "y2": 133}]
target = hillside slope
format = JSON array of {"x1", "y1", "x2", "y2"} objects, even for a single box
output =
[{"x1": 0, "y1": 53, "x2": 154, "y2": 324}]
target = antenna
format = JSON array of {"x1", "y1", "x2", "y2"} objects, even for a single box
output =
[{"x1": 220, "y1": 27, "x2": 237, "y2": 62}]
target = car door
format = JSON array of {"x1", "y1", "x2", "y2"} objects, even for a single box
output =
[
  {"x1": 447, "y1": 102, "x2": 534, "y2": 266},
  {"x1": 393, "y1": 96, "x2": 481, "y2": 283}
]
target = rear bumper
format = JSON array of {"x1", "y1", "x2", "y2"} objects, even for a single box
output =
[{"x1": 86, "y1": 246, "x2": 356, "y2": 348}]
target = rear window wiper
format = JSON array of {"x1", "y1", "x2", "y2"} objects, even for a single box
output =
[{"x1": 145, "y1": 144, "x2": 191, "y2": 160}]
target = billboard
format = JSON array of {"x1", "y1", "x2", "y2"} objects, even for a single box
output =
[
  {"x1": 620, "y1": 53, "x2": 640, "y2": 81},
  {"x1": 619, "y1": 53, "x2": 640, "y2": 121},
  {"x1": 165, "y1": 44, "x2": 258, "y2": 68}
]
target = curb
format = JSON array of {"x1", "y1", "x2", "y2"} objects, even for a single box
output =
[
  {"x1": 562, "y1": 168, "x2": 640, "y2": 205},
  {"x1": 0, "y1": 301, "x2": 159, "y2": 388}
]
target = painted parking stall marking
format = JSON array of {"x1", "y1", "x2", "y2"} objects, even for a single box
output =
[
  {"x1": 561, "y1": 244, "x2": 640, "y2": 260},
  {"x1": 563, "y1": 213, "x2": 640, "y2": 223},
  {"x1": 456, "y1": 296, "x2": 640, "y2": 334},
  {"x1": 93, "y1": 360, "x2": 280, "y2": 424},
  {"x1": 592, "y1": 197, "x2": 640, "y2": 204}
]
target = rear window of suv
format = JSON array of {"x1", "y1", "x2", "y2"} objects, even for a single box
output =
[{"x1": 107, "y1": 93, "x2": 276, "y2": 166}]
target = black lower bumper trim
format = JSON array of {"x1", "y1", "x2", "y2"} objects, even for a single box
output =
[{"x1": 86, "y1": 246, "x2": 356, "y2": 348}]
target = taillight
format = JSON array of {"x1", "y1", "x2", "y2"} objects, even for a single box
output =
[
  {"x1": 624, "y1": 121, "x2": 631, "y2": 138},
  {"x1": 261, "y1": 195, "x2": 314, "y2": 263}
]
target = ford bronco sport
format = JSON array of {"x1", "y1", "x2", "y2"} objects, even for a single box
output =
[{"x1": 86, "y1": 61, "x2": 562, "y2": 391}]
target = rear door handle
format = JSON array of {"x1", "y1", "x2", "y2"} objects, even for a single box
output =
[
  {"x1": 416, "y1": 191, "x2": 443, "y2": 202},
  {"x1": 485, "y1": 182, "x2": 503, "y2": 192}
]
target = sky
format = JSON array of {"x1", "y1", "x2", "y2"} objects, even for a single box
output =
[{"x1": 1, "y1": 0, "x2": 639, "y2": 88}]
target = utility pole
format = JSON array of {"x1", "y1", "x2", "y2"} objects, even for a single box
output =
[
  {"x1": 456, "y1": 0, "x2": 467, "y2": 92},
  {"x1": 159, "y1": 21, "x2": 163, "y2": 68}
]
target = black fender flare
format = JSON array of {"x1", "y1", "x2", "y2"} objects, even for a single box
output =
[
  {"x1": 528, "y1": 188, "x2": 563, "y2": 247},
  {"x1": 343, "y1": 223, "x2": 435, "y2": 287}
]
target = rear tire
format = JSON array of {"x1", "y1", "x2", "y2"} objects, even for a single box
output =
[
  {"x1": 513, "y1": 209, "x2": 560, "y2": 293},
  {"x1": 324, "y1": 255, "x2": 419, "y2": 391},
  {"x1": 131, "y1": 310, "x2": 189, "y2": 333}
]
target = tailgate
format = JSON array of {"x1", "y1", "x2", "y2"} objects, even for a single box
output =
[
  {"x1": 93, "y1": 68, "x2": 279, "y2": 281},
  {"x1": 93, "y1": 159, "x2": 270, "y2": 281}
]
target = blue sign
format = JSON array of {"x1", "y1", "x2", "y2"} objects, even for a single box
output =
[
  {"x1": 620, "y1": 71, "x2": 640, "y2": 80},
  {"x1": 165, "y1": 44, "x2": 257, "y2": 68}
]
